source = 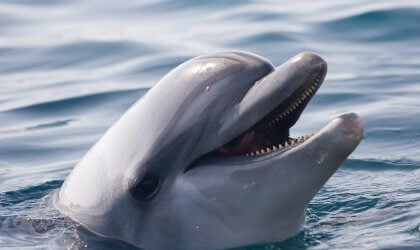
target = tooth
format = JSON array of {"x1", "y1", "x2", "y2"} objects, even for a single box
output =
[
  {"x1": 273, "y1": 145, "x2": 278, "y2": 151},
  {"x1": 245, "y1": 153, "x2": 249, "y2": 156},
  {"x1": 276, "y1": 117, "x2": 279, "y2": 122},
  {"x1": 266, "y1": 148, "x2": 272, "y2": 153},
  {"x1": 278, "y1": 144, "x2": 283, "y2": 149},
  {"x1": 256, "y1": 151, "x2": 260, "y2": 155},
  {"x1": 250, "y1": 152, "x2": 255, "y2": 156},
  {"x1": 285, "y1": 141, "x2": 289, "y2": 147},
  {"x1": 260, "y1": 149, "x2": 266, "y2": 154}
]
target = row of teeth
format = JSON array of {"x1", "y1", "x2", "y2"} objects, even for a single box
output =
[
  {"x1": 244, "y1": 134, "x2": 314, "y2": 156},
  {"x1": 244, "y1": 75, "x2": 321, "y2": 156},
  {"x1": 268, "y1": 77, "x2": 321, "y2": 126}
]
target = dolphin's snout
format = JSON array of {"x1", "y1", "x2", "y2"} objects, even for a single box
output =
[
  {"x1": 336, "y1": 112, "x2": 364, "y2": 142},
  {"x1": 291, "y1": 52, "x2": 327, "y2": 70},
  {"x1": 329, "y1": 112, "x2": 364, "y2": 154}
]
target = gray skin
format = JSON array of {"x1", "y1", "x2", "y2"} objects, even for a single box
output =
[{"x1": 54, "y1": 51, "x2": 363, "y2": 249}]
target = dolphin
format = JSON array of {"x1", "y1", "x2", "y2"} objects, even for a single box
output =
[{"x1": 54, "y1": 51, "x2": 363, "y2": 249}]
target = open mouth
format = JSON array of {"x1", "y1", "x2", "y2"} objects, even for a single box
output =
[{"x1": 216, "y1": 69, "x2": 326, "y2": 157}]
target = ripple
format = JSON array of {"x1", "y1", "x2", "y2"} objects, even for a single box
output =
[
  {"x1": 0, "y1": 119, "x2": 74, "y2": 136},
  {"x1": 0, "y1": 181, "x2": 62, "y2": 207},
  {"x1": 344, "y1": 158, "x2": 420, "y2": 171},
  {"x1": 0, "y1": 41, "x2": 155, "y2": 73},
  {"x1": 136, "y1": 0, "x2": 251, "y2": 12},
  {"x1": 0, "y1": 0, "x2": 70, "y2": 6},
  {"x1": 6, "y1": 88, "x2": 145, "y2": 114},
  {"x1": 315, "y1": 8, "x2": 420, "y2": 43},
  {"x1": 228, "y1": 31, "x2": 297, "y2": 47}
]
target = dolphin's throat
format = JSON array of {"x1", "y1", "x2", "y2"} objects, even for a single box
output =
[{"x1": 218, "y1": 73, "x2": 323, "y2": 156}]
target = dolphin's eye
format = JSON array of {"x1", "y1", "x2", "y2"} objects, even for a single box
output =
[{"x1": 130, "y1": 174, "x2": 159, "y2": 201}]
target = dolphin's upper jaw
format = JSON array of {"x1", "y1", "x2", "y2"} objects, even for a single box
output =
[{"x1": 216, "y1": 55, "x2": 326, "y2": 157}]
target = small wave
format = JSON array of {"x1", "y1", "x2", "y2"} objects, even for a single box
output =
[
  {"x1": 0, "y1": 119, "x2": 74, "y2": 136},
  {"x1": 343, "y1": 158, "x2": 420, "y2": 171},
  {"x1": 228, "y1": 31, "x2": 297, "y2": 47},
  {"x1": 0, "y1": 41, "x2": 155, "y2": 73},
  {"x1": 314, "y1": 8, "x2": 420, "y2": 43},
  {"x1": 134, "y1": 0, "x2": 251, "y2": 13},
  {"x1": 0, "y1": 180, "x2": 62, "y2": 207},
  {"x1": 6, "y1": 88, "x2": 146, "y2": 114},
  {"x1": 0, "y1": 0, "x2": 69, "y2": 6}
]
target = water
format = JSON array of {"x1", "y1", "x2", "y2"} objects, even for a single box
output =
[{"x1": 1, "y1": 0, "x2": 419, "y2": 249}]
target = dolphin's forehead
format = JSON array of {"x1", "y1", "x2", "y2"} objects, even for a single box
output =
[
  {"x1": 139, "y1": 52, "x2": 274, "y2": 126},
  {"x1": 195, "y1": 51, "x2": 274, "y2": 68},
  {"x1": 132, "y1": 52, "x2": 274, "y2": 152}
]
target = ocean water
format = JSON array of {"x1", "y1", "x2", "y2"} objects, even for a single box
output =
[{"x1": 1, "y1": 0, "x2": 420, "y2": 249}]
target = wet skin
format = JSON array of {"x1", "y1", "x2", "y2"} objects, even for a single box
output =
[{"x1": 55, "y1": 52, "x2": 363, "y2": 249}]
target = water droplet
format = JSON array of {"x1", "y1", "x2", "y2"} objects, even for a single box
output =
[{"x1": 205, "y1": 86, "x2": 211, "y2": 91}]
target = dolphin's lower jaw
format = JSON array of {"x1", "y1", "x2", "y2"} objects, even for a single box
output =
[
  {"x1": 55, "y1": 51, "x2": 363, "y2": 250},
  {"x1": 178, "y1": 113, "x2": 363, "y2": 250}
]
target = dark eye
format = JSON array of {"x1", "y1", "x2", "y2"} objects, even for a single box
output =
[{"x1": 130, "y1": 173, "x2": 159, "y2": 201}]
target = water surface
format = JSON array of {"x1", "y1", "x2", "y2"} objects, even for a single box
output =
[{"x1": 1, "y1": 0, "x2": 419, "y2": 249}]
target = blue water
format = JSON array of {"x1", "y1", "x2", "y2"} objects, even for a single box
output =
[{"x1": 1, "y1": 0, "x2": 420, "y2": 249}]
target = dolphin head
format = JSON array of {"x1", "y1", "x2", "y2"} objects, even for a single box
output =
[{"x1": 55, "y1": 52, "x2": 363, "y2": 249}]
